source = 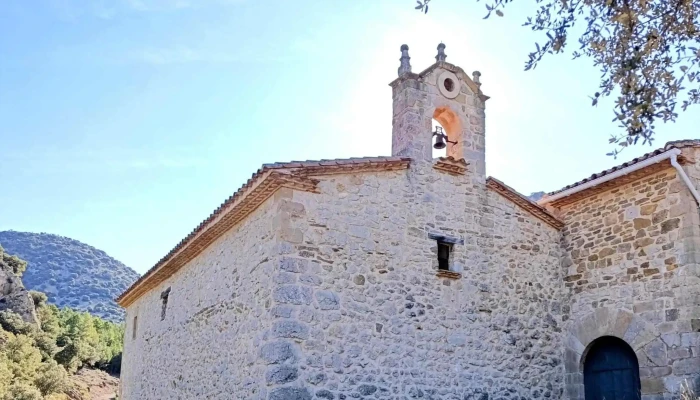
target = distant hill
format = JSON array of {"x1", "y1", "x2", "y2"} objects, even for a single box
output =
[
  {"x1": 0, "y1": 231, "x2": 139, "y2": 322},
  {"x1": 529, "y1": 191, "x2": 546, "y2": 202}
]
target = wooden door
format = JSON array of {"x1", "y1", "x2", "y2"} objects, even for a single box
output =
[{"x1": 584, "y1": 336, "x2": 641, "y2": 400}]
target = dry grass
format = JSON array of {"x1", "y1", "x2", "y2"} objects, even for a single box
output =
[{"x1": 681, "y1": 380, "x2": 698, "y2": 400}]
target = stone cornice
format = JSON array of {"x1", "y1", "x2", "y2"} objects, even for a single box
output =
[
  {"x1": 433, "y1": 157, "x2": 468, "y2": 176},
  {"x1": 388, "y1": 61, "x2": 490, "y2": 102},
  {"x1": 288, "y1": 159, "x2": 411, "y2": 177},
  {"x1": 486, "y1": 177, "x2": 565, "y2": 230},
  {"x1": 436, "y1": 270, "x2": 462, "y2": 280}
]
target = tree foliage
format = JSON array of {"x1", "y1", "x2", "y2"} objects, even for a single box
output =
[
  {"x1": 0, "y1": 303, "x2": 124, "y2": 399},
  {"x1": 0, "y1": 245, "x2": 27, "y2": 277},
  {"x1": 415, "y1": 0, "x2": 700, "y2": 155},
  {"x1": 0, "y1": 250, "x2": 124, "y2": 399}
]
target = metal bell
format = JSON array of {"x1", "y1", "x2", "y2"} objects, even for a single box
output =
[
  {"x1": 433, "y1": 133, "x2": 446, "y2": 149},
  {"x1": 433, "y1": 126, "x2": 447, "y2": 150}
]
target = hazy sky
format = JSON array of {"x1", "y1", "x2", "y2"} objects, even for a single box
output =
[{"x1": 1, "y1": 0, "x2": 698, "y2": 274}]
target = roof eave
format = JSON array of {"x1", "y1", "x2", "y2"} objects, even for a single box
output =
[{"x1": 539, "y1": 148, "x2": 683, "y2": 207}]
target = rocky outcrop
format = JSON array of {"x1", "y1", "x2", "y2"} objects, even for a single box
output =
[{"x1": 0, "y1": 247, "x2": 38, "y2": 324}]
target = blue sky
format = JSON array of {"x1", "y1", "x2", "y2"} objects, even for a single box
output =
[{"x1": 1, "y1": 0, "x2": 698, "y2": 274}]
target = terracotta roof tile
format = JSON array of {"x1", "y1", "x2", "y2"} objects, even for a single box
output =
[
  {"x1": 486, "y1": 177, "x2": 564, "y2": 229},
  {"x1": 546, "y1": 140, "x2": 699, "y2": 199}
]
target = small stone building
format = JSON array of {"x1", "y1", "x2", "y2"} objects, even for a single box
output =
[{"x1": 117, "y1": 45, "x2": 700, "y2": 400}]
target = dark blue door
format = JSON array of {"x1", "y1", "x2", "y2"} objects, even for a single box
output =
[{"x1": 584, "y1": 336, "x2": 641, "y2": 400}]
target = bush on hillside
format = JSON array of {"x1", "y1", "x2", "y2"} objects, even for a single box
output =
[
  {"x1": 4, "y1": 381, "x2": 42, "y2": 400},
  {"x1": 0, "y1": 245, "x2": 27, "y2": 277},
  {"x1": 0, "y1": 311, "x2": 34, "y2": 336},
  {"x1": 29, "y1": 292, "x2": 47, "y2": 309},
  {"x1": 34, "y1": 361, "x2": 68, "y2": 396}
]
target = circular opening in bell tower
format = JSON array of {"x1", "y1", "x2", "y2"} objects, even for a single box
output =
[{"x1": 443, "y1": 78, "x2": 454, "y2": 92}]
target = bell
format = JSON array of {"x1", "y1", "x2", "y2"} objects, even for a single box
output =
[
  {"x1": 433, "y1": 133, "x2": 446, "y2": 150},
  {"x1": 433, "y1": 126, "x2": 447, "y2": 150}
]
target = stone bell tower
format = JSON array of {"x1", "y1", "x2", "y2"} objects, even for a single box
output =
[{"x1": 389, "y1": 44, "x2": 488, "y2": 176}]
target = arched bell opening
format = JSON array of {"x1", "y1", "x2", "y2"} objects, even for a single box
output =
[
  {"x1": 432, "y1": 106, "x2": 462, "y2": 160},
  {"x1": 582, "y1": 336, "x2": 641, "y2": 400}
]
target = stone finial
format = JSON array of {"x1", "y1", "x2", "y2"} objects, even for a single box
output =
[
  {"x1": 398, "y1": 44, "x2": 412, "y2": 76},
  {"x1": 472, "y1": 71, "x2": 482, "y2": 86},
  {"x1": 435, "y1": 43, "x2": 447, "y2": 62}
]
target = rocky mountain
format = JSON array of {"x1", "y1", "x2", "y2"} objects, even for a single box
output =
[
  {"x1": 0, "y1": 231, "x2": 140, "y2": 322},
  {"x1": 528, "y1": 191, "x2": 546, "y2": 202}
]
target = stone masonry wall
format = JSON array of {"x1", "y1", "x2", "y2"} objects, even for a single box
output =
[
  {"x1": 263, "y1": 165, "x2": 564, "y2": 400},
  {"x1": 559, "y1": 150, "x2": 700, "y2": 399},
  {"x1": 121, "y1": 196, "x2": 279, "y2": 400}
]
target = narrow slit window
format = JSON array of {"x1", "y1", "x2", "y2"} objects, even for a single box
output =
[
  {"x1": 132, "y1": 316, "x2": 138, "y2": 340},
  {"x1": 160, "y1": 287, "x2": 171, "y2": 321},
  {"x1": 437, "y1": 242, "x2": 451, "y2": 270}
]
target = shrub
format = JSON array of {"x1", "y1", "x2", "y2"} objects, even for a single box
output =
[
  {"x1": 36, "y1": 305, "x2": 61, "y2": 336},
  {"x1": 3, "y1": 381, "x2": 41, "y2": 400},
  {"x1": 5, "y1": 334, "x2": 42, "y2": 382},
  {"x1": 44, "y1": 394, "x2": 70, "y2": 400},
  {"x1": 33, "y1": 332, "x2": 59, "y2": 361},
  {"x1": 34, "y1": 360, "x2": 68, "y2": 396},
  {"x1": 0, "y1": 248, "x2": 27, "y2": 277},
  {"x1": 0, "y1": 353, "x2": 12, "y2": 397},
  {"x1": 28, "y1": 291, "x2": 47, "y2": 308},
  {"x1": 0, "y1": 311, "x2": 34, "y2": 336},
  {"x1": 54, "y1": 341, "x2": 81, "y2": 373}
]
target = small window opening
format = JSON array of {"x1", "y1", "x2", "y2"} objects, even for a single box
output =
[
  {"x1": 437, "y1": 241, "x2": 451, "y2": 270},
  {"x1": 160, "y1": 287, "x2": 171, "y2": 321},
  {"x1": 132, "y1": 316, "x2": 138, "y2": 340}
]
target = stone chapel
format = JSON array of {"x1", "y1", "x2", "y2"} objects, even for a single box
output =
[{"x1": 118, "y1": 44, "x2": 700, "y2": 400}]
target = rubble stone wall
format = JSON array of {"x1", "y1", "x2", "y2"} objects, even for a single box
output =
[
  {"x1": 559, "y1": 148, "x2": 700, "y2": 399},
  {"x1": 120, "y1": 196, "x2": 279, "y2": 400},
  {"x1": 262, "y1": 166, "x2": 564, "y2": 400}
]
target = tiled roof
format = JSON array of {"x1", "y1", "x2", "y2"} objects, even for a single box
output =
[
  {"x1": 486, "y1": 177, "x2": 564, "y2": 229},
  {"x1": 116, "y1": 156, "x2": 410, "y2": 307},
  {"x1": 542, "y1": 140, "x2": 699, "y2": 206}
]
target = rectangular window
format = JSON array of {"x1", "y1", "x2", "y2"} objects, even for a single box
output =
[
  {"x1": 132, "y1": 316, "x2": 138, "y2": 340},
  {"x1": 160, "y1": 287, "x2": 171, "y2": 321},
  {"x1": 437, "y1": 242, "x2": 451, "y2": 270}
]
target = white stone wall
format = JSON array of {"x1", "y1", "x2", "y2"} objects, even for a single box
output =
[
  {"x1": 121, "y1": 196, "x2": 279, "y2": 400},
  {"x1": 121, "y1": 165, "x2": 565, "y2": 400},
  {"x1": 262, "y1": 166, "x2": 564, "y2": 399}
]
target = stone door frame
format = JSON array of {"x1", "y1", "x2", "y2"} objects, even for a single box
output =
[{"x1": 564, "y1": 307, "x2": 661, "y2": 400}]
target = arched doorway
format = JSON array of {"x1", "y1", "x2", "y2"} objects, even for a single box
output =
[{"x1": 584, "y1": 336, "x2": 641, "y2": 400}]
